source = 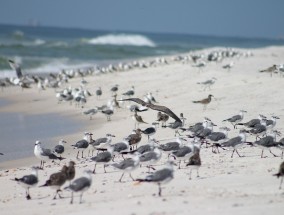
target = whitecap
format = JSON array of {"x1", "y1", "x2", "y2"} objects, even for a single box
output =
[{"x1": 86, "y1": 34, "x2": 156, "y2": 47}]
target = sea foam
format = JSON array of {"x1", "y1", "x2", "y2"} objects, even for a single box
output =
[{"x1": 86, "y1": 34, "x2": 156, "y2": 47}]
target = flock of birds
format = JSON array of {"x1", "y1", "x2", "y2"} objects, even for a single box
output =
[{"x1": 2, "y1": 48, "x2": 284, "y2": 205}]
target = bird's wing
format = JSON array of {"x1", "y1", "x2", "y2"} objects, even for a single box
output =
[
  {"x1": 148, "y1": 103, "x2": 181, "y2": 122},
  {"x1": 121, "y1": 97, "x2": 181, "y2": 122},
  {"x1": 8, "y1": 60, "x2": 23, "y2": 79},
  {"x1": 20, "y1": 175, "x2": 38, "y2": 185},
  {"x1": 69, "y1": 177, "x2": 90, "y2": 192},
  {"x1": 119, "y1": 98, "x2": 147, "y2": 106}
]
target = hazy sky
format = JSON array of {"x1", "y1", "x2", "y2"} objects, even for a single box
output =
[{"x1": 1, "y1": 0, "x2": 284, "y2": 38}]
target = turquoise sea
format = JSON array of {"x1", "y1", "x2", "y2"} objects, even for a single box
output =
[{"x1": 1, "y1": 24, "x2": 284, "y2": 78}]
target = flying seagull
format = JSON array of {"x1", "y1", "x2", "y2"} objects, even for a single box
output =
[
  {"x1": 118, "y1": 98, "x2": 182, "y2": 124},
  {"x1": 8, "y1": 59, "x2": 23, "y2": 78}
]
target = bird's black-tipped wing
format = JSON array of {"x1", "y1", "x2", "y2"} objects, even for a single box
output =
[
  {"x1": 15, "y1": 174, "x2": 38, "y2": 185},
  {"x1": 121, "y1": 98, "x2": 181, "y2": 123},
  {"x1": 8, "y1": 60, "x2": 23, "y2": 79}
]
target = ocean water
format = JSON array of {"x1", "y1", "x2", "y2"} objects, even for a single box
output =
[
  {"x1": 1, "y1": 24, "x2": 284, "y2": 78},
  {"x1": 0, "y1": 110, "x2": 84, "y2": 162}
]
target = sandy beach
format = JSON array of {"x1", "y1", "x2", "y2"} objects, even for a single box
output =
[{"x1": 0, "y1": 46, "x2": 284, "y2": 215}]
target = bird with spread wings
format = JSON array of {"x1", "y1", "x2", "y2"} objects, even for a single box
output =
[{"x1": 119, "y1": 98, "x2": 182, "y2": 123}]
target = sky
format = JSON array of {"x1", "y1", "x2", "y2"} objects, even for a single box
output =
[{"x1": 0, "y1": 0, "x2": 284, "y2": 38}]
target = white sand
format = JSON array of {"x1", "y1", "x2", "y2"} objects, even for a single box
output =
[{"x1": 0, "y1": 46, "x2": 284, "y2": 215}]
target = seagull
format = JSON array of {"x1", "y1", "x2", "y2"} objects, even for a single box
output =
[
  {"x1": 96, "y1": 87, "x2": 102, "y2": 99},
  {"x1": 186, "y1": 150, "x2": 201, "y2": 180},
  {"x1": 192, "y1": 94, "x2": 214, "y2": 110},
  {"x1": 171, "y1": 142, "x2": 194, "y2": 169},
  {"x1": 122, "y1": 86, "x2": 135, "y2": 97},
  {"x1": 158, "y1": 137, "x2": 184, "y2": 157},
  {"x1": 273, "y1": 161, "x2": 284, "y2": 189},
  {"x1": 13, "y1": 167, "x2": 39, "y2": 200},
  {"x1": 64, "y1": 170, "x2": 92, "y2": 204},
  {"x1": 101, "y1": 105, "x2": 114, "y2": 121},
  {"x1": 259, "y1": 64, "x2": 278, "y2": 77},
  {"x1": 83, "y1": 108, "x2": 98, "y2": 120},
  {"x1": 139, "y1": 148, "x2": 162, "y2": 172},
  {"x1": 197, "y1": 77, "x2": 217, "y2": 91},
  {"x1": 53, "y1": 139, "x2": 66, "y2": 159},
  {"x1": 8, "y1": 59, "x2": 23, "y2": 78},
  {"x1": 236, "y1": 114, "x2": 266, "y2": 128},
  {"x1": 135, "y1": 161, "x2": 174, "y2": 196},
  {"x1": 219, "y1": 129, "x2": 249, "y2": 158},
  {"x1": 34, "y1": 141, "x2": 64, "y2": 169},
  {"x1": 247, "y1": 118, "x2": 268, "y2": 140},
  {"x1": 110, "y1": 84, "x2": 119, "y2": 94},
  {"x1": 141, "y1": 124, "x2": 157, "y2": 140},
  {"x1": 206, "y1": 127, "x2": 230, "y2": 153},
  {"x1": 118, "y1": 97, "x2": 182, "y2": 126},
  {"x1": 66, "y1": 161, "x2": 76, "y2": 185},
  {"x1": 266, "y1": 115, "x2": 280, "y2": 130},
  {"x1": 223, "y1": 110, "x2": 247, "y2": 129},
  {"x1": 91, "y1": 146, "x2": 114, "y2": 173},
  {"x1": 89, "y1": 134, "x2": 115, "y2": 156},
  {"x1": 72, "y1": 132, "x2": 92, "y2": 159},
  {"x1": 253, "y1": 130, "x2": 281, "y2": 158},
  {"x1": 125, "y1": 129, "x2": 142, "y2": 150},
  {"x1": 157, "y1": 111, "x2": 169, "y2": 127},
  {"x1": 40, "y1": 165, "x2": 68, "y2": 199},
  {"x1": 222, "y1": 62, "x2": 234, "y2": 71},
  {"x1": 133, "y1": 138, "x2": 159, "y2": 155},
  {"x1": 146, "y1": 92, "x2": 158, "y2": 103},
  {"x1": 111, "y1": 153, "x2": 140, "y2": 182},
  {"x1": 132, "y1": 111, "x2": 148, "y2": 128},
  {"x1": 127, "y1": 104, "x2": 148, "y2": 112},
  {"x1": 111, "y1": 140, "x2": 130, "y2": 159}
]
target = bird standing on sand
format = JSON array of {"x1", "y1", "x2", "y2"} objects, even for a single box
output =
[
  {"x1": 253, "y1": 130, "x2": 281, "y2": 158},
  {"x1": 186, "y1": 151, "x2": 201, "y2": 180},
  {"x1": 110, "y1": 84, "x2": 119, "y2": 95},
  {"x1": 111, "y1": 153, "x2": 140, "y2": 182},
  {"x1": 139, "y1": 148, "x2": 162, "y2": 173},
  {"x1": 157, "y1": 111, "x2": 169, "y2": 127},
  {"x1": 126, "y1": 129, "x2": 142, "y2": 150},
  {"x1": 96, "y1": 87, "x2": 102, "y2": 99},
  {"x1": 223, "y1": 110, "x2": 247, "y2": 129},
  {"x1": 83, "y1": 108, "x2": 98, "y2": 120},
  {"x1": 197, "y1": 77, "x2": 217, "y2": 91},
  {"x1": 64, "y1": 170, "x2": 92, "y2": 204},
  {"x1": 53, "y1": 139, "x2": 66, "y2": 159},
  {"x1": 135, "y1": 161, "x2": 174, "y2": 197},
  {"x1": 133, "y1": 111, "x2": 148, "y2": 128},
  {"x1": 141, "y1": 124, "x2": 157, "y2": 140},
  {"x1": 13, "y1": 167, "x2": 39, "y2": 200},
  {"x1": 219, "y1": 129, "x2": 249, "y2": 158},
  {"x1": 192, "y1": 94, "x2": 214, "y2": 110},
  {"x1": 40, "y1": 165, "x2": 68, "y2": 199},
  {"x1": 91, "y1": 146, "x2": 114, "y2": 173},
  {"x1": 122, "y1": 86, "x2": 135, "y2": 97},
  {"x1": 34, "y1": 140, "x2": 64, "y2": 169},
  {"x1": 259, "y1": 65, "x2": 278, "y2": 77},
  {"x1": 273, "y1": 161, "x2": 284, "y2": 189},
  {"x1": 72, "y1": 132, "x2": 92, "y2": 159},
  {"x1": 101, "y1": 105, "x2": 114, "y2": 121},
  {"x1": 66, "y1": 161, "x2": 76, "y2": 185}
]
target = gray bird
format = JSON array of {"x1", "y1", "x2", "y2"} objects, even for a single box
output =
[
  {"x1": 111, "y1": 153, "x2": 140, "y2": 182},
  {"x1": 223, "y1": 110, "x2": 247, "y2": 129},
  {"x1": 91, "y1": 147, "x2": 114, "y2": 173},
  {"x1": 53, "y1": 139, "x2": 66, "y2": 159},
  {"x1": 65, "y1": 170, "x2": 92, "y2": 204},
  {"x1": 136, "y1": 161, "x2": 174, "y2": 196},
  {"x1": 13, "y1": 167, "x2": 39, "y2": 200},
  {"x1": 72, "y1": 132, "x2": 92, "y2": 159}
]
